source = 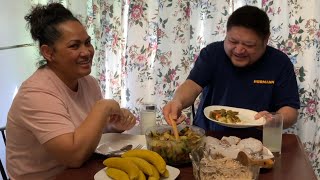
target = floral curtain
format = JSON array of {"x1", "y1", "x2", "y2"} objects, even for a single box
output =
[
  {"x1": 263, "y1": 0, "x2": 320, "y2": 176},
  {"x1": 29, "y1": 0, "x2": 320, "y2": 177},
  {"x1": 86, "y1": 0, "x2": 320, "y2": 176},
  {"x1": 87, "y1": 0, "x2": 234, "y2": 125}
]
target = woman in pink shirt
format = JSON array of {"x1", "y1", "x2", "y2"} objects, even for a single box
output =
[{"x1": 6, "y1": 3, "x2": 136, "y2": 180}]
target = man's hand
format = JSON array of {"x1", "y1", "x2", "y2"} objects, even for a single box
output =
[
  {"x1": 254, "y1": 110, "x2": 271, "y2": 120},
  {"x1": 162, "y1": 100, "x2": 186, "y2": 125},
  {"x1": 255, "y1": 107, "x2": 298, "y2": 129}
]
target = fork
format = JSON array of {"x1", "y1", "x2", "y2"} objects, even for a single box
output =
[
  {"x1": 133, "y1": 144, "x2": 143, "y2": 150},
  {"x1": 106, "y1": 144, "x2": 143, "y2": 157}
]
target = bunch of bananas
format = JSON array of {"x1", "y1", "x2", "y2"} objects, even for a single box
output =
[{"x1": 103, "y1": 149, "x2": 168, "y2": 180}]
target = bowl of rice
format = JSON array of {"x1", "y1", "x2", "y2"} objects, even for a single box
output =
[{"x1": 190, "y1": 145, "x2": 260, "y2": 180}]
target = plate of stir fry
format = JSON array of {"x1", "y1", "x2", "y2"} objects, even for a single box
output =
[{"x1": 204, "y1": 106, "x2": 265, "y2": 128}]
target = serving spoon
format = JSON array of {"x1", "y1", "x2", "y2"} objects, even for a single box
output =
[
  {"x1": 236, "y1": 151, "x2": 274, "y2": 168},
  {"x1": 169, "y1": 114, "x2": 180, "y2": 141}
]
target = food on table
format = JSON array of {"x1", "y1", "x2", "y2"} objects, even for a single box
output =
[
  {"x1": 162, "y1": 169, "x2": 169, "y2": 178},
  {"x1": 209, "y1": 108, "x2": 242, "y2": 123},
  {"x1": 103, "y1": 149, "x2": 168, "y2": 180},
  {"x1": 169, "y1": 114, "x2": 180, "y2": 140},
  {"x1": 145, "y1": 125, "x2": 205, "y2": 165},
  {"x1": 197, "y1": 154, "x2": 258, "y2": 180},
  {"x1": 221, "y1": 136, "x2": 241, "y2": 145},
  {"x1": 190, "y1": 136, "x2": 270, "y2": 180},
  {"x1": 149, "y1": 165, "x2": 160, "y2": 179},
  {"x1": 103, "y1": 157, "x2": 140, "y2": 180},
  {"x1": 236, "y1": 151, "x2": 274, "y2": 169},
  {"x1": 137, "y1": 171, "x2": 146, "y2": 180},
  {"x1": 122, "y1": 149, "x2": 166, "y2": 174},
  {"x1": 204, "y1": 136, "x2": 274, "y2": 168},
  {"x1": 237, "y1": 138, "x2": 263, "y2": 154},
  {"x1": 105, "y1": 168, "x2": 130, "y2": 180},
  {"x1": 122, "y1": 157, "x2": 153, "y2": 176}
]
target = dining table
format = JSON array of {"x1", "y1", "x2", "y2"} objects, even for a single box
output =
[{"x1": 55, "y1": 128, "x2": 317, "y2": 180}]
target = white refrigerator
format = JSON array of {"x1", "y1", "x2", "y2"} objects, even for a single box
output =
[
  {"x1": 0, "y1": 1, "x2": 38, "y2": 178},
  {"x1": 0, "y1": 0, "x2": 38, "y2": 127}
]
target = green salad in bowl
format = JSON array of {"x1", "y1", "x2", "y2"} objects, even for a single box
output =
[{"x1": 145, "y1": 125, "x2": 205, "y2": 166}]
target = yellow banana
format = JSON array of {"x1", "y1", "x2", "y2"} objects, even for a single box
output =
[
  {"x1": 161, "y1": 168, "x2": 169, "y2": 178},
  {"x1": 148, "y1": 164, "x2": 160, "y2": 180},
  {"x1": 122, "y1": 149, "x2": 166, "y2": 174},
  {"x1": 123, "y1": 157, "x2": 154, "y2": 176},
  {"x1": 138, "y1": 170, "x2": 146, "y2": 180},
  {"x1": 103, "y1": 157, "x2": 139, "y2": 180},
  {"x1": 105, "y1": 168, "x2": 130, "y2": 180},
  {"x1": 148, "y1": 177, "x2": 159, "y2": 180}
]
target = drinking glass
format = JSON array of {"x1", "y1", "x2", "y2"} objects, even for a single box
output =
[
  {"x1": 263, "y1": 112, "x2": 283, "y2": 156},
  {"x1": 140, "y1": 104, "x2": 156, "y2": 134}
]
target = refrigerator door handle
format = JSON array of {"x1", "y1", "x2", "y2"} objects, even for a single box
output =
[{"x1": 0, "y1": 43, "x2": 35, "y2": 51}]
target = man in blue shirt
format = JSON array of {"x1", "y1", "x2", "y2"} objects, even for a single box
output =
[{"x1": 162, "y1": 5, "x2": 300, "y2": 131}]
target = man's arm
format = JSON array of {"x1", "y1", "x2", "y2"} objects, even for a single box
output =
[
  {"x1": 257, "y1": 106, "x2": 299, "y2": 129},
  {"x1": 173, "y1": 79, "x2": 203, "y2": 109},
  {"x1": 162, "y1": 79, "x2": 202, "y2": 124},
  {"x1": 277, "y1": 106, "x2": 299, "y2": 129}
]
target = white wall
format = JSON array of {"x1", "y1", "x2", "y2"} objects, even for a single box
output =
[
  {"x1": 0, "y1": 1, "x2": 39, "y2": 179},
  {"x1": 0, "y1": 0, "x2": 33, "y2": 47},
  {"x1": 0, "y1": 0, "x2": 38, "y2": 125}
]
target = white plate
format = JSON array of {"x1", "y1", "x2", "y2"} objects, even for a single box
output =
[
  {"x1": 94, "y1": 165, "x2": 180, "y2": 180},
  {"x1": 204, "y1": 105, "x2": 265, "y2": 128},
  {"x1": 95, "y1": 133, "x2": 146, "y2": 156}
]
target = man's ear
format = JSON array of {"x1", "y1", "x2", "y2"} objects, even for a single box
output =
[
  {"x1": 264, "y1": 33, "x2": 271, "y2": 46},
  {"x1": 40, "y1": 45, "x2": 54, "y2": 62}
]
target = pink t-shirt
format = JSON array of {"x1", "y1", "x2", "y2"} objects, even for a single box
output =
[{"x1": 6, "y1": 66, "x2": 102, "y2": 180}]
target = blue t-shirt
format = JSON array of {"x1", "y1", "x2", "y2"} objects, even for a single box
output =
[{"x1": 188, "y1": 41, "x2": 300, "y2": 131}]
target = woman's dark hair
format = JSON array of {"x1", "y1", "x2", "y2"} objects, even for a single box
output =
[
  {"x1": 24, "y1": 3, "x2": 80, "y2": 67},
  {"x1": 227, "y1": 5, "x2": 270, "y2": 39},
  {"x1": 25, "y1": 3, "x2": 79, "y2": 46}
]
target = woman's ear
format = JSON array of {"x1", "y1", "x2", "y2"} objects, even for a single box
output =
[{"x1": 40, "y1": 45, "x2": 54, "y2": 62}]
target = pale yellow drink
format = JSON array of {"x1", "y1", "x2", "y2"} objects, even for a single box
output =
[
  {"x1": 263, "y1": 127, "x2": 282, "y2": 153},
  {"x1": 263, "y1": 113, "x2": 283, "y2": 155}
]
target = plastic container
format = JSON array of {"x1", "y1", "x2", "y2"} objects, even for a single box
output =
[
  {"x1": 190, "y1": 145, "x2": 260, "y2": 180},
  {"x1": 145, "y1": 124, "x2": 205, "y2": 165}
]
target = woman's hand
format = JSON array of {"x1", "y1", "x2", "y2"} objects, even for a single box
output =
[{"x1": 107, "y1": 108, "x2": 136, "y2": 132}]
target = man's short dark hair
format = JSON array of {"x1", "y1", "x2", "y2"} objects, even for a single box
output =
[{"x1": 227, "y1": 5, "x2": 270, "y2": 39}]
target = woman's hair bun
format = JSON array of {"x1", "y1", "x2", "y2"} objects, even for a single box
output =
[{"x1": 24, "y1": 3, "x2": 77, "y2": 43}]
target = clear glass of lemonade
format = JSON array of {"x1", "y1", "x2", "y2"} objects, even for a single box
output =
[
  {"x1": 263, "y1": 112, "x2": 283, "y2": 156},
  {"x1": 139, "y1": 104, "x2": 156, "y2": 135}
]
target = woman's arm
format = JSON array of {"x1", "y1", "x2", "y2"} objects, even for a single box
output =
[{"x1": 43, "y1": 99, "x2": 121, "y2": 168}]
